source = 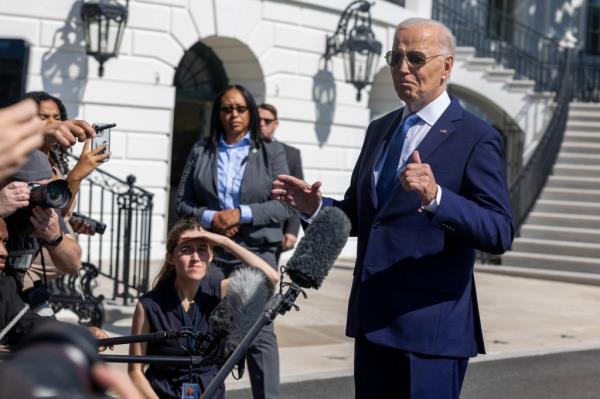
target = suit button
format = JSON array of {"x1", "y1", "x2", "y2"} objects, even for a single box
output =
[{"x1": 373, "y1": 220, "x2": 381, "y2": 229}]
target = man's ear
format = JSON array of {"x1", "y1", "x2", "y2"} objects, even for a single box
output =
[{"x1": 441, "y1": 55, "x2": 454, "y2": 81}]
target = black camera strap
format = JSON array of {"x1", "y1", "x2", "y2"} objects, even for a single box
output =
[{"x1": 39, "y1": 247, "x2": 49, "y2": 289}]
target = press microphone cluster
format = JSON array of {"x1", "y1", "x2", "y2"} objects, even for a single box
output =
[{"x1": 201, "y1": 206, "x2": 351, "y2": 399}]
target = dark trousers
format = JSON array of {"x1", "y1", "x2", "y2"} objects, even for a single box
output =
[
  {"x1": 354, "y1": 335, "x2": 468, "y2": 399},
  {"x1": 211, "y1": 248, "x2": 280, "y2": 399}
]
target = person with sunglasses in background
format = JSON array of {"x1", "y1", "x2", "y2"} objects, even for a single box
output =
[
  {"x1": 258, "y1": 103, "x2": 304, "y2": 264},
  {"x1": 272, "y1": 18, "x2": 513, "y2": 399},
  {"x1": 176, "y1": 85, "x2": 292, "y2": 399}
]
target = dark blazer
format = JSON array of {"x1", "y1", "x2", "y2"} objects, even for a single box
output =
[
  {"x1": 175, "y1": 138, "x2": 292, "y2": 250},
  {"x1": 281, "y1": 143, "x2": 303, "y2": 237},
  {"x1": 323, "y1": 98, "x2": 514, "y2": 358}
]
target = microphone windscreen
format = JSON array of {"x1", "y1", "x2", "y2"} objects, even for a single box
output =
[
  {"x1": 286, "y1": 206, "x2": 351, "y2": 289},
  {"x1": 209, "y1": 267, "x2": 275, "y2": 346}
]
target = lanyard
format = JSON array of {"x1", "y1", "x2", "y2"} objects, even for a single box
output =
[{"x1": 180, "y1": 302, "x2": 201, "y2": 354}]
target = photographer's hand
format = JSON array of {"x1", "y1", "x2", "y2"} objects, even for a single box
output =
[
  {"x1": 44, "y1": 120, "x2": 96, "y2": 148},
  {"x1": 92, "y1": 364, "x2": 144, "y2": 399},
  {"x1": 0, "y1": 99, "x2": 44, "y2": 182},
  {"x1": 0, "y1": 182, "x2": 30, "y2": 217},
  {"x1": 30, "y1": 206, "x2": 61, "y2": 242}
]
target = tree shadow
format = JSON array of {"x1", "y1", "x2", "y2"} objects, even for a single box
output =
[
  {"x1": 312, "y1": 58, "x2": 337, "y2": 147},
  {"x1": 41, "y1": 1, "x2": 89, "y2": 117}
]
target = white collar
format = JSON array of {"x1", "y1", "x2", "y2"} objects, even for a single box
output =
[{"x1": 402, "y1": 91, "x2": 451, "y2": 126}]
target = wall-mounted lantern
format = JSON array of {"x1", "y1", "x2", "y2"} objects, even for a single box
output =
[
  {"x1": 324, "y1": 0, "x2": 382, "y2": 101},
  {"x1": 80, "y1": 0, "x2": 129, "y2": 77}
]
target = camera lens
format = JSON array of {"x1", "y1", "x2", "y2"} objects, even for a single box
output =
[{"x1": 29, "y1": 180, "x2": 72, "y2": 209}]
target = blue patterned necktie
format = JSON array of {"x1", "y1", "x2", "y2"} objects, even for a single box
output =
[{"x1": 376, "y1": 113, "x2": 421, "y2": 203}]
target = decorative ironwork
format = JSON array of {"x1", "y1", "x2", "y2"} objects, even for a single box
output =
[
  {"x1": 80, "y1": 0, "x2": 129, "y2": 77},
  {"x1": 48, "y1": 262, "x2": 105, "y2": 327},
  {"x1": 66, "y1": 154, "x2": 154, "y2": 306},
  {"x1": 324, "y1": 0, "x2": 382, "y2": 101}
]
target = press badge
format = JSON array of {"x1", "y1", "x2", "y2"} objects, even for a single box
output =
[{"x1": 182, "y1": 383, "x2": 199, "y2": 399}]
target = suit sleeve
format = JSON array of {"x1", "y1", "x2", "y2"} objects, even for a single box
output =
[
  {"x1": 175, "y1": 145, "x2": 209, "y2": 220},
  {"x1": 283, "y1": 148, "x2": 303, "y2": 236},
  {"x1": 322, "y1": 123, "x2": 376, "y2": 237},
  {"x1": 247, "y1": 142, "x2": 293, "y2": 227},
  {"x1": 431, "y1": 129, "x2": 514, "y2": 254}
]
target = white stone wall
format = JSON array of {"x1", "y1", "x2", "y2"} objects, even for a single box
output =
[{"x1": 6, "y1": 0, "x2": 558, "y2": 264}]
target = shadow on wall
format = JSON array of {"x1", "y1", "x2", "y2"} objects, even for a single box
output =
[
  {"x1": 312, "y1": 59, "x2": 336, "y2": 147},
  {"x1": 41, "y1": 1, "x2": 88, "y2": 117}
]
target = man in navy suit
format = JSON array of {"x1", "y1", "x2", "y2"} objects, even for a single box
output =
[{"x1": 272, "y1": 18, "x2": 514, "y2": 399}]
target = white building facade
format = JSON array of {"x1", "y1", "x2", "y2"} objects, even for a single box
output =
[{"x1": 0, "y1": 0, "x2": 570, "y2": 262}]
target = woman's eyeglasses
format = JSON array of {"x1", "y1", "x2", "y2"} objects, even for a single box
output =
[
  {"x1": 220, "y1": 105, "x2": 248, "y2": 114},
  {"x1": 259, "y1": 118, "x2": 276, "y2": 126},
  {"x1": 385, "y1": 50, "x2": 444, "y2": 69}
]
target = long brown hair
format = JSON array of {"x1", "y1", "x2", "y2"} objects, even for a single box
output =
[{"x1": 152, "y1": 218, "x2": 211, "y2": 288}]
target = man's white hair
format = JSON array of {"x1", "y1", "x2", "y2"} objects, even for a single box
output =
[{"x1": 396, "y1": 18, "x2": 456, "y2": 57}]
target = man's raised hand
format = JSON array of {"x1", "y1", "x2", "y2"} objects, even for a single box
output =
[
  {"x1": 400, "y1": 150, "x2": 438, "y2": 206},
  {"x1": 271, "y1": 175, "x2": 322, "y2": 216}
]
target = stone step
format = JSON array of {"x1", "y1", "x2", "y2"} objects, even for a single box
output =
[
  {"x1": 501, "y1": 252, "x2": 600, "y2": 274},
  {"x1": 512, "y1": 237, "x2": 600, "y2": 258},
  {"x1": 520, "y1": 224, "x2": 600, "y2": 243},
  {"x1": 557, "y1": 152, "x2": 600, "y2": 166},
  {"x1": 546, "y1": 175, "x2": 600, "y2": 190},
  {"x1": 479, "y1": 264, "x2": 600, "y2": 285},
  {"x1": 553, "y1": 163, "x2": 600, "y2": 178},
  {"x1": 465, "y1": 57, "x2": 497, "y2": 71},
  {"x1": 533, "y1": 199, "x2": 600, "y2": 215},
  {"x1": 559, "y1": 142, "x2": 600, "y2": 155},
  {"x1": 565, "y1": 120, "x2": 600, "y2": 132},
  {"x1": 455, "y1": 46, "x2": 476, "y2": 60},
  {"x1": 567, "y1": 110, "x2": 600, "y2": 122},
  {"x1": 569, "y1": 102, "x2": 600, "y2": 112},
  {"x1": 539, "y1": 187, "x2": 600, "y2": 202},
  {"x1": 526, "y1": 211, "x2": 600, "y2": 229},
  {"x1": 562, "y1": 132, "x2": 600, "y2": 143},
  {"x1": 505, "y1": 78, "x2": 535, "y2": 93},
  {"x1": 484, "y1": 68, "x2": 515, "y2": 82}
]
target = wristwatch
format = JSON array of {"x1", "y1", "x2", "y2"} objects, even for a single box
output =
[{"x1": 44, "y1": 233, "x2": 64, "y2": 247}]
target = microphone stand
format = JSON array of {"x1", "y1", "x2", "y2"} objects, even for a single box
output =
[{"x1": 201, "y1": 282, "x2": 305, "y2": 399}]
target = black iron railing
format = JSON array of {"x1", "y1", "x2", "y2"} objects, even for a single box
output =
[
  {"x1": 509, "y1": 51, "x2": 572, "y2": 231},
  {"x1": 573, "y1": 53, "x2": 600, "y2": 102},
  {"x1": 69, "y1": 157, "x2": 153, "y2": 305},
  {"x1": 432, "y1": 0, "x2": 565, "y2": 93}
]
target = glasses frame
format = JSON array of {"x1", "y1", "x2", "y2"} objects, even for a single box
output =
[
  {"x1": 259, "y1": 118, "x2": 276, "y2": 126},
  {"x1": 219, "y1": 105, "x2": 249, "y2": 114},
  {"x1": 385, "y1": 50, "x2": 445, "y2": 69}
]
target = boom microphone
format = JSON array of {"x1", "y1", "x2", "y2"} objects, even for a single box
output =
[
  {"x1": 210, "y1": 267, "x2": 275, "y2": 346},
  {"x1": 285, "y1": 206, "x2": 351, "y2": 289}
]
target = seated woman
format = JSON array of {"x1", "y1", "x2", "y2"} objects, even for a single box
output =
[{"x1": 128, "y1": 218, "x2": 279, "y2": 399}]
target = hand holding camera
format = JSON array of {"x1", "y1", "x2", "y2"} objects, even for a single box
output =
[
  {"x1": 69, "y1": 137, "x2": 112, "y2": 183},
  {"x1": 29, "y1": 206, "x2": 62, "y2": 244},
  {"x1": 0, "y1": 182, "x2": 30, "y2": 218}
]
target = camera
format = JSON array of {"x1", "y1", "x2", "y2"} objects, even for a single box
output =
[
  {"x1": 28, "y1": 179, "x2": 72, "y2": 209},
  {"x1": 71, "y1": 212, "x2": 107, "y2": 235},
  {"x1": 0, "y1": 321, "x2": 107, "y2": 398},
  {"x1": 91, "y1": 123, "x2": 115, "y2": 162}
]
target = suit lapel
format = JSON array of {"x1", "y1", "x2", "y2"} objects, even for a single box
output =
[
  {"x1": 415, "y1": 98, "x2": 462, "y2": 161},
  {"x1": 382, "y1": 98, "x2": 463, "y2": 206}
]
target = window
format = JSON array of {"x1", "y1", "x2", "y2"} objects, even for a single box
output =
[{"x1": 587, "y1": 1, "x2": 600, "y2": 54}]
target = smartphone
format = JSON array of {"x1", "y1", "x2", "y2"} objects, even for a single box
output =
[{"x1": 91, "y1": 123, "x2": 115, "y2": 162}]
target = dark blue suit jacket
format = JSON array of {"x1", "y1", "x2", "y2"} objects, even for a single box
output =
[{"x1": 323, "y1": 98, "x2": 514, "y2": 358}]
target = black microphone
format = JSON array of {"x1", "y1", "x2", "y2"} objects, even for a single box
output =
[
  {"x1": 209, "y1": 267, "x2": 275, "y2": 347},
  {"x1": 285, "y1": 206, "x2": 351, "y2": 289}
]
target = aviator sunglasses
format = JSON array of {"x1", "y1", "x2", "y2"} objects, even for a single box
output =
[{"x1": 385, "y1": 50, "x2": 444, "y2": 69}]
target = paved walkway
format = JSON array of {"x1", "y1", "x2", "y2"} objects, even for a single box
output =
[{"x1": 93, "y1": 266, "x2": 600, "y2": 392}]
